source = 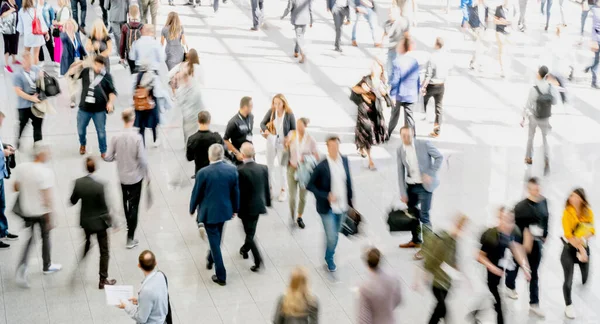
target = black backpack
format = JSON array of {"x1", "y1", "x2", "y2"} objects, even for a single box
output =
[{"x1": 533, "y1": 86, "x2": 553, "y2": 118}]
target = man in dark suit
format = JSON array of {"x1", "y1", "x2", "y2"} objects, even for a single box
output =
[
  {"x1": 186, "y1": 111, "x2": 224, "y2": 178},
  {"x1": 190, "y1": 144, "x2": 239, "y2": 286},
  {"x1": 0, "y1": 111, "x2": 18, "y2": 248},
  {"x1": 307, "y1": 135, "x2": 353, "y2": 272},
  {"x1": 237, "y1": 143, "x2": 271, "y2": 272},
  {"x1": 69, "y1": 157, "x2": 117, "y2": 289}
]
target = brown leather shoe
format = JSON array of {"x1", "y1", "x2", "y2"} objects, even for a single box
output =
[
  {"x1": 99, "y1": 278, "x2": 117, "y2": 289},
  {"x1": 399, "y1": 241, "x2": 422, "y2": 249},
  {"x1": 79, "y1": 145, "x2": 86, "y2": 155},
  {"x1": 352, "y1": 40, "x2": 358, "y2": 47},
  {"x1": 525, "y1": 157, "x2": 533, "y2": 165}
]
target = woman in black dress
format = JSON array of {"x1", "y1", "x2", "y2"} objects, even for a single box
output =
[{"x1": 351, "y1": 60, "x2": 391, "y2": 170}]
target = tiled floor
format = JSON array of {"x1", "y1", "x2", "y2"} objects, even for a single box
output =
[{"x1": 0, "y1": 0, "x2": 599, "y2": 323}]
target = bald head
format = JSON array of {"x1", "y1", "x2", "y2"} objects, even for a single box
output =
[
  {"x1": 142, "y1": 24, "x2": 155, "y2": 36},
  {"x1": 138, "y1": 250, "x2": 157, "y2": 272},
  {"x1": 240, "y1": 142, "x2": 255, "y2": 159}
]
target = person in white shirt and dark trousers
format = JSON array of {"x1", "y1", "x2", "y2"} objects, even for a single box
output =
[
  {"x1": 396, "y1": 126, "x2": 443, "y2": 260},
  {"x1": 421, "y1": 37, "x2": 451, "y2": 138}
]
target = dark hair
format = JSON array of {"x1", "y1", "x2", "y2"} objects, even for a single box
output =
[
  {"x1": 94, "y1": 56, "x2": 106, "y2": 66},
  {"x1": 86, "y1": 157, "x2": 96, "y2": 173},
  {"x1": 139, "y1": 250, "x2": 157, "y2": 271},
  {"x1": 435, "y1": 37, "x2": 444, "y2": 49},
  {"x1": 527, "y1": 177, "x2": 539, "y2": 185},
  {"x1": 325, "y1": 134, "x2": 340, "y2": 144},
  {"x1": 240, "y1": 96, "x2": 252, "y2": 109},
  {"x1": 298, "y1": 117, "x2": 310, "y2": 127},
  {"x1": 566, "y1": 188, "x2": 589, "y2": 210},
  {"x1": 366, "y1": 248, "x2": 381, "y2": 270},
  {"x1": 538, "y1": 65, "x2": 549, "y2": 79},
  {"x1": 198, "y1": 111, "x2": 211, "y2": 124},
  {"x1": 401, "y1": 35, "x2": 412, "y2": 53},
  {"x1": 186, "y1": 49, "x2": 199, "y2": 77}
]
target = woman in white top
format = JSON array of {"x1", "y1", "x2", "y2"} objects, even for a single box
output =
[
  {"x1": 260, "y1": 94, "x2": 296, "y2": 202},
  {"x1": 17, "y1": 0, "x2": 49, "y2": 65},
  {"x1": 52, "y1": 0, "x2": 71, "y2": 65}
]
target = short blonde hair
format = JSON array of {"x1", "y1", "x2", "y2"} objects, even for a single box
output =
[
  {"x1": 129, "y1": 4, "x2": 140, "y2": 19},
  {"x1": 90, "y1": 19, "x2": 109, "y2": 39},
  {"x1": 122, "y1": 108, "x2": 135, "y2": 123}
]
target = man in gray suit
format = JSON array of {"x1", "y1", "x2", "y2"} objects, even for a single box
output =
[
  {"x1": 358, "y1": 248, "x2": 401, "y2": 324},
  {"x1": 327, "y1": 0, "x2": 350, "y2": 52},
  {"x1": 70, "y1": 157, "x2": 117, "y2": 289},
  {"x1": 107, "y1": 0, "x2": 129, "y2": 59},
  {"x1": 282, "y1": 0, "x2": 313, "y2": 63},
  {"x1": 396, "y1": 126, "x2": 443, "y2": 260}
]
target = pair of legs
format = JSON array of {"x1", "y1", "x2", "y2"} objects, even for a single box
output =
[
  {"x1": 540, "y1": 0, "x2": 553, "y2": 29},
  {"x1": 287, "y1": 166, "x2": 307, "y2": 221},
  {"x1": 469, "y1": 27, "x2": 484, "y2": 69},
  {"x1": 23, "y1": 46, "x2": 41, "y2": 66},
  {"x1": 206, "y1": 222, "x2": 226, "y2": 281},
  {"x1": 332, "y1": 6, "x2": 350, "y2": 51},
  {"x1": 406, "y1": 184, "x2": 432, "y2": 244},
  {"x1": 213, "y1": 0, "x2": 227, "y2": 13},
  {"x1": 140, "y1": 0, "x2": 158, "y2": 25},
  {"x1": 39, "y1": 36, "x2": 55, "y2": 63},
  {"x1": 239, "y1": 215, "x2": 261, "y2": 268},
  {"x1": 266, "y1": 134, "x2": 287, "y2": 198},
  {"x1": 525, "y1": 116, "x2": 550, "y2": 165},
  {"x1": 351, "y1": 6, "x2": 381, "y2": 45},
  {"x1": 17, "y1": 108, "x2": 43, "y2": 148},
  {"x1": 135, "y1": 108, "x2": 159, "y2": 146},
  {"x1": 518, "y1": 0, "x2": 528, "y2": 28},
  {"x1": 19, "y1": 216, "x2": 51, "y2": 271},
  {"x1": 294, "y1": 25, "x2": 307, "y2": 61},
  {"x1": 587, "y1": 41, "x2": 600, "y2": 87},
  {"x1": 3, "y1": 33, "x2": 19, "y2": 66},
  {"x1": 423, "y1": 83, "x2": 445, "y2": 136},
  {"x1": 428, "y1": 285, "x2": 449, "y2": 324},
  {"x1": 506, "y1": 240, "x2": 542, "y2": 304},
  {"x1": 83, "y1": 229, "x2": 110, "y2": 281},
  {"x1": 110, "y1": 22, "x2": 125, "y2": 57},
  {"x1": 0, "y1": 179, "x2": 10, "y2": 238},
  {"x1": 487, "y1": 272, "x2": 505, "y2": 324},
  {"x1": 71, "y1": 0, "x2": 87, "y2": 31},
  {"x1": 388, "y1": 101, "x2": 416, "y2": 137},
  {"x1": 561, "y1": 244, "x2": 590, "y2": 306},
  {"x1": 320, "y1": 211, "x2": 345, "y2": 271},
  {"x1": 121, "y1": 181, "x2": 142, "y2": 242},
  {"x1": 250, "y1": 0, "x2": 264, "y2": 29},
  {"x1": 77, "y1": 110, "x2": 107, "y2": 154},
  {"x1": 387, "y1": 48, "x2": 397, "y2": 83},
  {"x1": 495, "y1": 32, "x2": 511, "y2": 76}
]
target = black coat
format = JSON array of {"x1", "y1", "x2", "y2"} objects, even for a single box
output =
[
  {"x1": 237, "y1": 161, "x2": 271, "y2": 218},
  {"x1": 259, "y1": 109, "x2": 296, "y2": 137},
  {"x1": 70, "y1": 175, "x2": 111, "y2": 232},
  {"x1": 60, "y1": 32, "x2": 87, "y2": 75}
]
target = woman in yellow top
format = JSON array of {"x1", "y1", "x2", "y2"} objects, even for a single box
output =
[{"x1": 561, "y1": 188, "x2": 595, "y2": 320}]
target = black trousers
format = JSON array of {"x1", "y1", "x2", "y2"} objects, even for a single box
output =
[
  {"x1": 83, "y1": 229, "x2": 109, "y2": 280},
  {"x1": 240, "y1": 215, "x2": 261, "y2": 266},
  {"x1": 487, "y1": 272, "x2": 504, "y2": 324},
  {"x1": 99, "y1": 0, "x2": 109, "y2": 27},
  {"x1": 18, "y1": 108, "x2": 44, "y2": 145},
  {"x1": 39, "y1": 36, "x2": 55, "y2": 62},
  {"x1": 423, "y1": 84, "x2": 445, "y2": 130},
  {"x1": 505, "y1": 240, "x2": 542, "y2": 304},
  {"x1": 20, "y1": 216, "x2": 51, "y2": 271},
  {"x1": 121, "y1": 180, "x2": 142, "y2": 240},
  {"x1": 428, "y1": 286, "x2": 449, "y2": 324},
  {"x1": 388, "y1": 101, "x2": 416, "y2": 137},
  {"x1": 561, "y1": 244, "x2": 590, "y2": 306}
]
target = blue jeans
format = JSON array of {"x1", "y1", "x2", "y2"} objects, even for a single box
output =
[
  {"x1": 206, "y1": 222, "x2": 226, "y2": 281},
  {"x1": 320, "y1": 211, "x2": 345, "y2": 270},
  {"x1": 407, "y1": 184, "x2": 432, "y2": 243},
  {"x1": 541, "y1": 0, "x2": 553, "y2": 28},
  {"x1": 387, "y1": 48, "x2": 397, "y2": 84},
  {"x1": 590, "y1": 41, "x2": 600, "y2": 86},
  {"x1": 581, "y1": 6, "x2": 597, "y2": 35},
  {"x1": 0, "y1": 179, "x2": 8, "y2": 237},
  {"x1": 460, "y1": 0, "x2": 471, "y2": 26},
  {"x1": 351, "y1": 7, "x2": 377, "y2": 42},
  {"x1": 77, "y1": 110, "x2": 107, "y2": 153}
]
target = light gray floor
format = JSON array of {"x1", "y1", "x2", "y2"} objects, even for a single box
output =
[{"x1": 0, "y1": 0, "x2": 599, "y2": 323}]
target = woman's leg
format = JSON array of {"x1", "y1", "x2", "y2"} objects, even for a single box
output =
[
  {"x1": 496, "y1": 33, "x2": 505, "y2": 75},
  {"x1": 32, "y1": 47, "x2": 40, "y2": 65},
  {"x1": 265, "y1": 135, "x2": 276, "y2": 195},
  {"x1": 287, "y1": 167, "x2": 297, "y2": 219},
  {"x1": 366, "y1": 148, "x2": 374, "y2": 168},
  {"x1": 561, "y1": 245, "x2": 576, "y2": 306}
]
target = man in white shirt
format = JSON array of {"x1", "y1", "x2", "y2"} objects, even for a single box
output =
[
  {"x1": 307, "y1": 135, "x2": 353, "y2": 272},
  {"x1": 396, "y1": 126, "x2": 443, "y2": 260},
  {"x1": 13, "y1": 145, "x2": 62, "y2": 287}
]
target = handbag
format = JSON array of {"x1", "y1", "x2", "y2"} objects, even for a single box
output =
[
  {"x1": 159, "y1": 271, "x2": 173, "y2": 324},
  {"x1": 51, "y1": 26, "x2": 60, "y2": 38},
  {"x1": 0, "y1": 9, "x2": 16, "y2": 34},
  {"x1": 41, "y1": 72, "x2": 61, "y2": 97},
  {"x1": 341, "y1": 207, "x2": 362, "y2": 237},
  {"x1": 265, "y1": 109, "x2": 276, "y2": 134},
  {"x1": 31, "y1": 10, "x2": 44, "y2": 35},
  {"x1": 387, "y1": 207, "x2": 419, "y2": 232}
]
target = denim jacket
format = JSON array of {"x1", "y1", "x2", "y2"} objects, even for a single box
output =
[{"x1": 40, "y1": 2, "x2": 55, "y2": 29}]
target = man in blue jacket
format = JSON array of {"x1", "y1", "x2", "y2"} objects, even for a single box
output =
[
  {"x1": 388, "y1": 36, "x2": 420, "y2": 137},
  {"x1": 190, "y1": 143, "x2": 239, "y2": 286},
  {"x1": 307, "y1": 135, "x2": 353, "y2": 272}
]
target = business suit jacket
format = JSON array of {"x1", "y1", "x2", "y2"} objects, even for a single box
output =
[
  {"x1": 282, "y1": 0, "x2": 313, "y2": 26},
  {"x1": 237, "y1": 161, "x2": 271, "y2": 218},
  {"x1": 70, "y1": 175, "x2": 112, "y2": 232},
  {"x1": 190, "y1": 161, "x2": 239, "y2": 225},
  {"x1": 396, "y1": 139, "x2": 443, "y2": 197},
  {"x1": 60, "y1": 32, "x2": 87, "y2": 75},
  {"x1": 358, "y1": 270, "x2": 401, "y2": 324},
  {"x1": 307, "y1": 156, "x2": 353, "y2": 215},
  {"x1": 259, "y1": 109, "x2": 296, "y2": 137}
]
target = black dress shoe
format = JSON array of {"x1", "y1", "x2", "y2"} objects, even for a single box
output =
[
  {"x1": 297, "y1": 218, "x2": 305, "y2": 229},
  {"x1": 99, "y1": 278, "x2": 117, "y2": 289},
  {"x1": 240, "y1": 250, "x2": 249, "y2": 259},
  {"x1": 206, "y1": 259, "x2": 214, "y2": 270},
  {"x1": 211, "y1": 275, "x2": 226, "y2": 286},
  {"x1": 250, "y1": 265, "x2": 260, "y2": 272}
]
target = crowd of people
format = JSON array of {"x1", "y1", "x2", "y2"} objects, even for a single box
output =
[{"x1": 0, "y1": 0, "x2": 597, "y2": 323}]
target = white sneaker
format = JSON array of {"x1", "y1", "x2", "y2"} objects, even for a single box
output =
[
  {"x1": 529, "y1": 304, "x2": 545, "y2": 318},
  {"x1": 565, "y1": 305, "x2": 576, "y2": 319},
  {"x1": 15, "y1": 264, "x2": 29, "y2": 288},
  {"x1": 278, "y1": 191, "x2": 287, "y2": 202},
  {"x1": 506, "y1": 288, "x2": 518, "y2": 300},
  {"x1": 151, "y1": 139, "x2": 160, "y2": 148},
  {"x1": 126, "y1": 239, "x2": 139, "y2": 249},
  {"x1": 43, "y1": 263, "x2": 62, "y2": 274}
]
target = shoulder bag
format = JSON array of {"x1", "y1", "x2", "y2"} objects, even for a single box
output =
[
  {"x1": 387, "y1": 206, "x2": 419, "y2": 232},
  {"x1": 158, "y1": 271, "x2": 173, "y2": 324},
  {"x1": 0, "y1": 5, "x2": 16, "y2": 35},
  {"x1": 265, "y1": 109, "x2": 276, "y2": 134},
  {"x1": 341, "y1": 207, "x2": 362, "y2": 236},
  {"x1": 31, "y1": 9, "x2": 44, "y2": 35}
]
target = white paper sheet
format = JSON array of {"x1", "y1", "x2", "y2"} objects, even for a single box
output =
[
  {"x1": 105, "y1": 285, "x2": 134, "y2": 306},
  {"x1": 440, "y1": 262, "x2": 462, "y2": 281}
]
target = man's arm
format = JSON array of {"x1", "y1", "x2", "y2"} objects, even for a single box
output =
[
  {"x1": 281, "y1": 0, "x2": 292, "y2": 19},
  {"x1": 231, "y1": 171, "x2": 240, "y2": 214},
  {"x1": 421, "y1": 58, "x2": 433, "y2": 89},
  {"x1": 306, "y1": 165, "x2": 328, "y2": 201},
  {"x1": 477, "y1": 250, "x2": 503, "y2": 277},
  {"x1": 264, "y1": 167, "x2": 271, "y2": 208},
  {"x1": 69, "y1": 181, "x2": 79, "y2": 205},
  {"x1": 185, "y1": 137, "x2": 194, "y2": 162},
  {"x1": 189, "y1": 174, "x2": 203, "y2": 215},
  {"x1": 137, "y1": 136, "x2": 149, "y2": 180},
  {"x1": 124, "y1": 290, "x2": 153, "y2": 323},
  {"x1": 509, "y1": 242, "x2": 531, "y2": 279},
  {"x1": 522, "y1": 87, "x2": 536, "y2": 120},
  {"x1": 396, "y1": 147, "x2": 407, "y2": 199},
  {"x1": 357, "y1": 288, "x2": 373, "y2": 324},
  {"x1": 426, "y1": 141, "x2": 443, "y2": 173}
]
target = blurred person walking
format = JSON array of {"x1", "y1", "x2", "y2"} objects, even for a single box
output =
[
  {"x1": 351, "y1": 60, "x2": 391, "y2": 170},
  {"x1": 52, "y1": 0, "x2": 72, "y2": 68},
  {"x1": 169, "y1": 48, "x2": 203, "y2": 141},
  {"x1": 119, "y1": 4, "x2": 143, "y2": 74},
  {"x1": 494, "y1": 0, "x2": 516, "y2": 77},
  {"x1": 71, "y1": 0, "x2": 87, "y2": 33},
  {"x1": 12, "y1": 52, "x2": 43, "y2": 149},
  {"x1": 0, "y1": 112, "x2": 18, "y2": 248},
  {"x1": 273, "y1": 267, "x2": 319, "y2": 323},
  {"x1": 260, "y1": 94, "x2": 296, "y2": 201},
  {"x1": 38, "y1": 0, "x2": 55, "y2": 64},
  {"x1": 584, "y1": 3, "x2": 600, "y2": 89},
  {"x1": 521, "y1": 66, "x2": 560, "y2": 176},
  {"x1": 129, "y1": 24, "x2": 164, "y2": 73},
  {"x1": 307, "y1": 135, "x2": 353, "y2": 272},
  {"x1": 351, "y1": 0, "x2": 382, "y2": 48},
  {"x1": 383, "y1": 8, "x2": 409, "y2": 81},
  {"x1": 60, "y1": 19, "x2": 86, "y2": 107},
  {"x1": 286, "y1": 118, "x2": 319, "y2": 229},
  {"x1": 140, "y1": 0, "x2": 158, "y2": 25},
  {"x1": 104, "y1": 108, "x2": 149, "y2": 249},
  {"x1": 186, "y1": 111, "x2": 223, "y2": 178},
  {"x1": 358, "y1": 248, "x2": 401, "y2": 324},
  {"x1": 190, "y1": 144, "x2": 239, "y2": 286},
  {"x1": 561, "y1": 188, "x2": 594, "y2": 319},
  {"x1": 327, "y1": 0, "x2": 350, "y2": 52},
  {"x1": 161, "y1": 12, "x2": 186, "y2": 71},
  {"x1": 478, "y1": 207, "x2": 531, "y2": 324},
  {"x1": 118, "y1": 250, "x2": 170, "y2": 323},
  {"x1": 14, "y1": 145, "x2": 62, "y2": 287},
  {"x1": 504, "y1": 177, "x2": 549, "y2": 318},
  {"x1": 249, "y1": 0, "x2": 264, "y2": 31},
  {"x1": 1, "y1": 0, "x2": 19, "y2": 73},
  {"x1": 85, "y1": 19, "x2": 113, "y2": 73},
  {"x1": 580, "y1": 0, "x2": 598, "y2": 38},
  {"x1": 396, "y1": 126, "x2": 443, "y2": 260},
  {"x1": 133, "y1": 63, "x2": 160, "y2": 147},
  {"x1": 237, "y1": 142, "x2": 270, "y2": 272},
  {"x1": 421, "y1": 37, "x2": 451, "y2": 138},
  {"x1": 224, "y1": 96, "x2": 254, "y2": 164},
  {"x1": 69, "y1": 157, "x2": 117, "y2": 289},
  {"x1": 107, "y1": 0, "x2": 128, "y2": 62},
  {"x1": 467, "y1": 0, "x2": 486, "y2": 71},
  {"x1": 17, "y1": 0, "x2": 49, "y2": 66},
  {"x1": 388, "y1": 37, "x2": 420, "y2": 136},
  {"x1": 281, "y1": 0, "x2": 313, "y2": 63}
]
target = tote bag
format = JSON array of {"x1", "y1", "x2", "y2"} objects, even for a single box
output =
[{"x1": 31, "y1": 9, "x2": 44, "y2": 35}]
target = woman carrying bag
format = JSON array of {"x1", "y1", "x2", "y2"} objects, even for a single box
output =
[
  {"x1": 61, "y1": 19, "x2": 86, "y2": 107},
  {"x1": 1, "y1": 0, "x2": 19, "y2": 73},
  {"x1": 17, "y1": 0, "x2": 48, "y2": 66},
  {"x1": 52, "y1": 0, "x2": 72, "y2": 68}
]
